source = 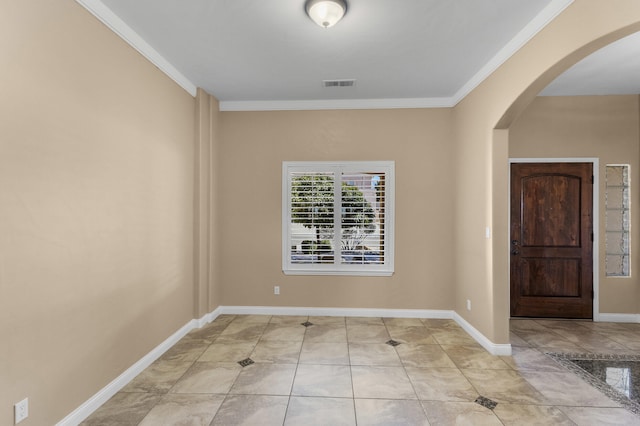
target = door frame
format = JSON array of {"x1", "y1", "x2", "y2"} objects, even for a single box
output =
[{"x1": 509, "y1": 157, "x2": 600, "y2": 321}]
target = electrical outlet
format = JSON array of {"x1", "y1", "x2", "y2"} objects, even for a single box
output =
[
  {"x1": 274, "y1": 286, "x2": 280, "y2": 295},
  {"x1": 466, "y1": 299, "x2": 471, "y2": 311},
  {"x1": 15, "y1": 398, "x2": 28, "y2": 424}
]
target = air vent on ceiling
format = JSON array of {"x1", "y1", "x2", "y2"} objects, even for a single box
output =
[{"x1": 323, "y1": 79, "x2": 356, "y2": 88}]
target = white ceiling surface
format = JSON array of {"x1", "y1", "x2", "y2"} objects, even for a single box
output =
[
  {"x1": 540, "y1": 31, "x2": 640, "y2": 96},
  {"x1": 79, "y1": 0, "x2": 639, "y2": 111}
]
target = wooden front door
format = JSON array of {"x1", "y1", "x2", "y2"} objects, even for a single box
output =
[{"x1": 510, "y1": 162, "x2": 593, "y2": 319}]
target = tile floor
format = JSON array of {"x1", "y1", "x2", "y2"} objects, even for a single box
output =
[{"x1": 81, "y1": 315, "x2": 640, "y2": 425}]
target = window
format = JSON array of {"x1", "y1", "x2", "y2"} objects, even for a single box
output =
[
  {"x1": 605, "y1": 164, "x2": 630, "y2": 277},
  {"x1": 283, "y1": 161, "x2": 394, "y2": 276}
]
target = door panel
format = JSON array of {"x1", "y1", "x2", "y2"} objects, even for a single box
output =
[
  {"x1": 521, "y1": 258, "x2": 580, "y2": 297},
  {"x1": 511, "y1": 162, "x2": 593, "y2": 319},
  {"x1": 521, "y1": 175, "x2": 581, "y2": 247}
]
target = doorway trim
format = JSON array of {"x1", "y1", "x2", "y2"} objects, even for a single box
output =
[{"x1": 509, "y1": 157, "x2": 600, "y2": 321}]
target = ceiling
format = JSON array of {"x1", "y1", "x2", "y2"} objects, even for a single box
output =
[{"x1": 78, "y1": 0, "x2": 639, "y2": 111}]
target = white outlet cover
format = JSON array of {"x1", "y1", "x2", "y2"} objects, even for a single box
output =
[{"x1": 15, "y1": 397, "x2": 28, "y2": 423}]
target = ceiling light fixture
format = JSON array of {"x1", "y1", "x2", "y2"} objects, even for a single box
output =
[{"x1": 305, "y1": 0, "x2": 347, "y2": 28}]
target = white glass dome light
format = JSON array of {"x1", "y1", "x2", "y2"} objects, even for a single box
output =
[{"x1": 305, "y1": 0, "x2": 347, "y2": 28}]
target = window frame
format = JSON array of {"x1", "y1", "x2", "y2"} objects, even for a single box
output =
[{"x1": 282, "y1": 161, "x2": 395, "y2": 276}]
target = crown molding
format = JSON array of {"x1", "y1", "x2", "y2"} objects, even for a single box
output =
[
  {"x1": 219, "y1": 97, "x2": 454, "y2": 111},
  {"x1": 451, "y1": 0, "x2": 574, "y2": 105},
  {"x1": 75, "y1": 0, "x2": 197, "y2": 96}
]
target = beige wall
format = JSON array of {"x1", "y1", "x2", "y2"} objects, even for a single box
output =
[
  {"x1": 218, "y1": 109, "x2": 455, "y2": 310},
  {"x1": 453, "y1": 0, "x2": 640, "y2": 344},
  {"x1": 0, "y1": 1, "x2": 196, "y2": 424},
  {"x1": 195, "y1": 90, "x2": 223, "y2": 316},
  {"x1": 510, "y1": 95, "x2": 640, "y2": 314}
]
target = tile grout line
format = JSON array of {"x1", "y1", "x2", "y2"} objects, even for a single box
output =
[
  {"x1": 345, "y1": 317, "x2": 358, "y2": 425},
  {"x1": 281, "y1": 315, "x2": 310, "y2": 425}
]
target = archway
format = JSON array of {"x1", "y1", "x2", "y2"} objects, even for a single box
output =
[
  {"x1": 452, "y1": 1, "x2": 640, "y2": 354},
  {"x1": 493, "y1": 25, "x2": 640, "y2": 347}
]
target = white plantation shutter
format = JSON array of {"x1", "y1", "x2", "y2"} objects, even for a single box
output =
[
  {"x1": 289, "y1": 171, "x2": 335, "y2": 265},
  {"x1": 283, "y1": 161, "x2": 394, "y2": 276}
]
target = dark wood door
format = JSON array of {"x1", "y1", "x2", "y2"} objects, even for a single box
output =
[{"x1": 510, "y1": 162, "x2": 593, "y2": 319}]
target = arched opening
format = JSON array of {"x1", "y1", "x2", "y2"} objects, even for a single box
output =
[{"x1": 493, "y1": 24, "x2": 640, "y2": 347}]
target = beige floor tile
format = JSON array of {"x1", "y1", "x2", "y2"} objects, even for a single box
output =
[
  {"x1": 346, "y1": 316, "x2": 384, "y2": 326},
  {"x1": 260, "y1": 323, "x2": 307, "y2": 342},
  {"x1": 431, "y1": 328, "x2": 479, "y2": 345},
  {"x1": 500, "y1": 347, "x2": 566, "y2": 372},
  {"x1": 250, "y1": 340, "x2": 302, "y2": 364},
  {"x1": 138, "y1": 394, "x2": 225, "y2": 426},
  {"x1": 386, "y1": 325, "x2": 437, "y2": 345},
  {"x1": 575, "y1": 337, "x2": 635, "y2": 354},
  {"x1": 347, "y1": 324, "x2": 390, "y2": 343},
  {"x1": 355, "y1": 398, "x2": 430, "y2": 425},
  {"x1": 542, "y1": 325, "x2": 630, "y2": 352},
  {"x1": 520, "y1": 370, "x2": 621, "y2": 407},
  {"x1": 382, "y1": 317, "x2": 425, "y2": 327},
  {"x1": 534, "y1": 319, "x2": 591, "y2": 333},
  {"x1": 285, "y1": 396, "x2": 356, "y2": 426},
  {"x1": 210, "y1": 395, "x2": 289, "y2": 426},
  {"x1": 120, "y1": 359, "x2": 193, "y2": 393},
  {"x1": 421, "y1": 318, "x2": 458, "y2": 329},
  {"x1": 351, "y1": 366, "x2": 416, "y2": 399},
  {"x1": 186, "y1": 321, "x2": 229, "y2": 342},
  {"x1": 197, "y1": 341, "x2": 256, "y2": 363},
  {"x1": 493, "y1": 403, "x2": 576, "y2": 425},
  {"x1": 84, "y1": 316, "x2": 640, "y2": 425},
  {"x1": 299, "y1": 341, "x2": 349, "y2": 365},
  {"x1": 269, "y1": 315, "x2": 309, "y2": 325},
  {"x1": 304, "y1": 324, "x2": 348, "y2": 343},
  {"x1": 510, "y1": 319, "x2": 549, "y2": 333},
  {"x1": 160, "y1": 338, "x2": 211, "y2": 363},
  {"x1": 511, "y1": 330, "x2": 585, "y2": 352},
  {"x1": 604, "y1": 331, "x2": 640, "y2": 351},
  {"x1": 560, "y1": 406, "x2": 640, "y2": 426},
  {"x1": 421, "y1": 401, "x2": 503, "y2": 425},
  {"x1": 442, "y1": 345, "x2": 511, "y2": 370},
  {"x1": 396, "y1": 344, "x2": 457, "y2": 368},
  {"x1": 80, "y1": 393, "x2": 162, "y2": 426},
  {"x1": 229, "y1": 315, "x2": 272, "y2": 324},
  {"x1": 509, "y1": 331, "x2": 530, "y2": 347},
  {"x1": 169, "y1": 362, "x2": 241, "y2": 394},
  {"x1": 216, "y1": 323, "x2": 268, "y2": 343},
  {"x1": 307, "y1": 316, "x2": 346, "y2": 325},
  {"x1": 621, "y1": 323, "x2": 640, "y2": 332},
  {"x1": 405, "y1": 367, "x2": 478, "y2": 402},
  {"x1": 212, "y1": 314, "x2": 236, "y2": 325},
  {"x1": 291, "y1": 364, "x2": 353, "y2": 397},
  {"x1": 461, "y1": 368, "x2": 548, "y2": 405},
  {"x1": 230, "y1": 363, "x2": 297, "y2": 395},
  {"x1": 348, "y1": 343, "x2": 402, "y2": 366}
]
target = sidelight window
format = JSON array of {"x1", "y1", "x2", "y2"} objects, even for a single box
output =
[{"x1": 605, "y1": 164, "x2": 630, "y2": 277}]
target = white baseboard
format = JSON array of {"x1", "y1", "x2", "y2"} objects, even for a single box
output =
[
  {"x1": 598, "y1": 313, "x2": 640, "y2": 323},
  {"x1": 59, "y1": 305, "x2": 510, "y2": 425},
  {"x1": 217, "y1": 305, "x2": 453, "y2": 319},
  {"x1": 195, "y1": 306, "x2": 224, "y2": 328},
  {"x1": 56, "y1": 318, "x2": 199, "y2": 426},
  {"x1": 453, "y1": 312, "x2": 512, "y2": 356}
]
